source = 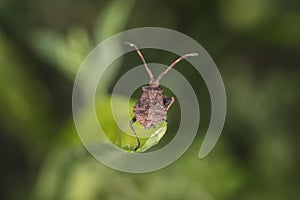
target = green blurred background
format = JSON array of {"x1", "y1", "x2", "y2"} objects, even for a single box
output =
[{"x1": 1, "y1": 0, "x2": 300, "y2": 199}]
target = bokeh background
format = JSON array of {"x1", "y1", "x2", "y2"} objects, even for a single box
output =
[{"x1": 1, "y1": 0, "x2": 300, "y2": 199}]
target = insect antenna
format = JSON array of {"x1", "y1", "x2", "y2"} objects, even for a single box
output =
[
  {"x1": 124, "y1": 41, "x2": 154, "y2": 83},
  {"x1": 155, "y1": 53, "x2": 198, "y2": 83}
]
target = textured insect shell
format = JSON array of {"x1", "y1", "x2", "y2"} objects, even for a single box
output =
[{"x1": 133, "y1": 85, "x2": 167, "y2": 130}]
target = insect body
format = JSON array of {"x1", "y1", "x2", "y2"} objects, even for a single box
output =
[
  {"x1": 125, "y1": 42, "x2": 198, "y2": 151},
  {"x1": 133, "y1": 85, "x2": 174, "y2": 130}
]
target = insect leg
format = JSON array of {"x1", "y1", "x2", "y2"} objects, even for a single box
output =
[
  {"x1": 130, "y1": 117, "x2": 140, "y2": 151},
  {"x1": 163, "y1": 96, "x2": 175, "y2": 111}
]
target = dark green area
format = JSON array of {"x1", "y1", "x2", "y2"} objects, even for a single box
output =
[{"x1": 0, "y1": 0, "x2": 300, "y2": 199}]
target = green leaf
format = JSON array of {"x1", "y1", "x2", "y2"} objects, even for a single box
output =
[
  {"x1": 136, "y1": 121, "x2": 167, "y2": 152},
  {"x1": 96, "y1": 94, "x2": 167, "y2": 152}
]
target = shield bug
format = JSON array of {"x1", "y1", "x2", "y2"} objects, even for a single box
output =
[{"x1": 125, "y1": 42, "x2": 198, "y2": 151}]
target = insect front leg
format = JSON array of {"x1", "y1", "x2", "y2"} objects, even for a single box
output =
[
  {"x1": 130, "y1": 117, "x2": 140, "y2": 151},
  {"x1": 163, "y1": 96, "x2": 175, "y2": 111}
]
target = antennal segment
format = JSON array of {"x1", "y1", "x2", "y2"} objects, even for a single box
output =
[
  {"x1": 124, "y1": 41, "x2": 154, "y2": 83},
  {"x1": 155, "y1": 52, "x2": 198, "y2": 83}
]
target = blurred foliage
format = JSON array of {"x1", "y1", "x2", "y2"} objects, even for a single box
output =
[{"x1": 0, "y1": 0, "x2": 300, "y2": 200}]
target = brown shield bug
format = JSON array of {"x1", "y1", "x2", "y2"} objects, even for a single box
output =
[{"x1": 124, "y1": 41, "x2": 198, "y2": 151}]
